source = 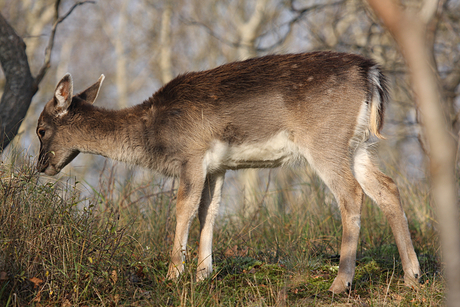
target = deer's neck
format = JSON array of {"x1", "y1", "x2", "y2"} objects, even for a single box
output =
[{"x1": 74, "y1": 104, "x2": 149, "y2": 167}]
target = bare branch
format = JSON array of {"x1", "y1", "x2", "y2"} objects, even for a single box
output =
[
  {"x1": 256, "y1": 0, "x2": 345, "y2": 52},
  {"x1": 35, "y1": 0, "x2": 95, "y2": 85},
  {"x1": 181, "y1": 18, "x2": 240, "y2": 50},
  {"x1": 183, "y1": 1, "x2": 346, "y2": 54}
]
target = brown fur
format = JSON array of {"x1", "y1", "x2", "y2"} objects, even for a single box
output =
[{"x1": 36, "y1": 52, "x2": 419, "y2": 293}]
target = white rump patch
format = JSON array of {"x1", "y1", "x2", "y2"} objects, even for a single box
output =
[
  {"x1": 352, "y1": 146, "x2": 371, "y2": 185},
  {"x1": 349, "y1": 99, "x2": 370, "y2": 153}
]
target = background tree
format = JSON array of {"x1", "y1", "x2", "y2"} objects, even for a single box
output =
[
  {"x1": 368, "y1": 0, "x2": 459, "y2": 305},
  {"x1": 0, "y1": 13, "x2": 36, "y2": 151},
  {"x1": 0, "y1": 0, "x2": 93, "y2": 151}
]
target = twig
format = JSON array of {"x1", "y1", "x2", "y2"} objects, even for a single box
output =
[
  {"x1": 182, "y1": 1, "x2": 345, "y2": 54},
  {"x1": 34, "y1": 0, "x2": 95, "y2": 86},
  {"x1": 383, "y1": 257, "x2": 396, "y2": 304},
  {"x1": 181, "y1": 18, "x2": 240, "y2": 49}
]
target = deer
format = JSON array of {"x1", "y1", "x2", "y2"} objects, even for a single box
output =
[{"x1": 36, "y1": 51, "x2": 420, "y2": 293}]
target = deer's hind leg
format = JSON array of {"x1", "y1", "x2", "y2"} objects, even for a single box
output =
[
  {"x1": 353, "y1": 145, "x2": 420, "y2": 287},
  {"x1": 324, "y1": 170, "x2": 365, "y2": 294},
  {"x1": 303, "y1": 148, "x2": 365, "y2": 293}
]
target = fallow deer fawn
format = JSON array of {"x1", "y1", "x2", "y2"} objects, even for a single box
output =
[{"x1": 36, "y1": 52, "x2": 420, "y2": 293}]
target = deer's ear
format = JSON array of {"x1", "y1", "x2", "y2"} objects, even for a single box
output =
[
  {"x1": 76, "y1": 74, "x2": 105, "y2": 105},
  {"x1": 54, "y1": 73, "x2": 73, "y2": 116}
]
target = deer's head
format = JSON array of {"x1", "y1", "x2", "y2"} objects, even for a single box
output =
[{"x1": 36, "y1": 73, "x2": 104, "y2": 175}]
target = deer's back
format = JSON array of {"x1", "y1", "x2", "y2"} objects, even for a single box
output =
[{"x1": 143, "y1": 52, "x2": 378, "y2": 174}]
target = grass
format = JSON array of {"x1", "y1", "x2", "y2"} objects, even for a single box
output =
[{"x1": 0, "y1": 151, "x2": 444, "y2": 306}]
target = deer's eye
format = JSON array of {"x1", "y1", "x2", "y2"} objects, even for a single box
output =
[{"x1": 38, "y1": 129, "x2": 46, "y2": 138}]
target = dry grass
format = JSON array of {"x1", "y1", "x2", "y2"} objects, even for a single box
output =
[{"x1": 0, "y1": 151, "x2": 444, "y2": 306}]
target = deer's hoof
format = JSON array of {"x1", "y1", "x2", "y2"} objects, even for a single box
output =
[
  {"x1": 329, "y1": 276, "x2": 352, "y2": 294},
  {"x1": 404, "y1": 272, "x2": 421, "y2": 289},
  {"x1": 196, "y1": 268, "x2": 211, "y2": 282},
  {"x1": 166, "y1": 265, "x2": 181, "y2": 281}
]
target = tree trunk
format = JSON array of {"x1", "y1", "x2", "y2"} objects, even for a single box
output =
[
  {"x1": 0, "y1": 13, "x2": 37, "y2": 151},
  {"x1": 368, "y1": 1, "x2": 460, "y2": 306}
]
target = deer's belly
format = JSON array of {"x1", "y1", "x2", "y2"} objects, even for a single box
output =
[{"x1": 203, "y1": 131, "x2": 303, "y2": 172}]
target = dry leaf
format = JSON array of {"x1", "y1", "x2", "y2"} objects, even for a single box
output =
[
  {"x1": 110, "y1": 270, "x2": 118, "y2": 285},
  {"x1": 224, "y1": 245, "x2": 249, "y2": 257},
  {"x1": 33, "y1": 288, "x2": 43, "y2": 303},
  {"x1": 393, "y1": 294, "x2": 404, "y2": 301},
  {"x1": 224, "y1": 245, "x2": 238, "y2": 257},
  {"x1": 112, "y1": 293, "x2": 120, "y2": 304},
  {"x1": 30, "y1": 277, "x2": 43, "y2": 288},
  {"x1": 0, "y1": 271, "x2": 7, "y2": 281}
]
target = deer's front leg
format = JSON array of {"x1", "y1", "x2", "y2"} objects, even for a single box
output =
[
  {"x1": 166, "y1": 165, "x2": 205, "y2": 280},
  {"x1": 196, "y1": 172, "x2": 225, "y2": 281}
]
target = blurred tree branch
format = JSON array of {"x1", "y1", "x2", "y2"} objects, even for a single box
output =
[
  {"x1": 0, "y1": 0, "x2": 94, "y2": 151},
  {"x1": 235, "y1": 0, "x2": 268, "y2": 59},
  {"x1": 159, "y1": 2, "x2": 173, "y2": 84},
  {"x1": 367, "y1": 0, "x2": 460, "y2": 305},
  {"x1": 99, "y1": 0, "x2": 128, "y2": 108},
  {"x1": 183, "y1": 1, "x2": 345, "y2": 54},
  {"x1": 35, "y1": 0, "x2": 95, "y2": 85}
]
